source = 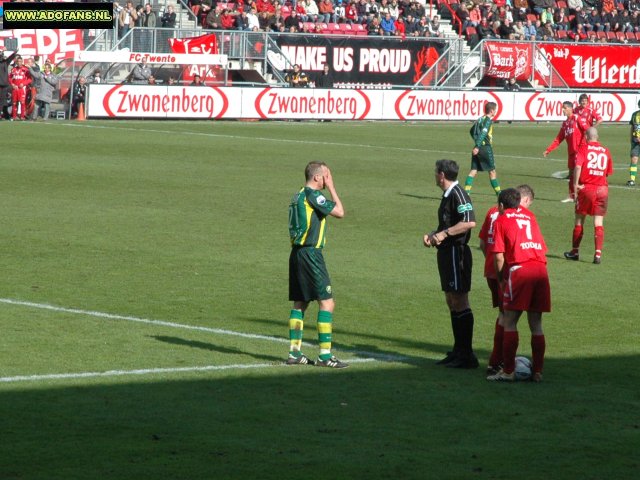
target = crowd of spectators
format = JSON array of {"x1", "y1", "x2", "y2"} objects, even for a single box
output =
[
  {"x1": 179, "y1": 0, "x2": 449, "y2": 38},
  {"x1": 458, "y1": 0, "x2": 640, "y2": 44},
  {"x1": 108, "y1": 0, "x2": 640, "y2": 45}
]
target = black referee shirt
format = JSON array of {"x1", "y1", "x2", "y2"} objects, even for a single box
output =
[{"x1": 436, "y1": 181, "x2": 475, "y2": 248}]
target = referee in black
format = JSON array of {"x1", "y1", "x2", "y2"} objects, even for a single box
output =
[{"x1": 423, "y1": 159, "x2": 478, "y2": 369}]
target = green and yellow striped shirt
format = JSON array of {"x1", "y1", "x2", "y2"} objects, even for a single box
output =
[{"x1": 289, "y1": 187, "x2": 336, "y2": 248}]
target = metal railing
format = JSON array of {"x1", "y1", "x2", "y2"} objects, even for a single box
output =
[{"x1": 417, "y1": 38, "x2": 572, "y2": 90}]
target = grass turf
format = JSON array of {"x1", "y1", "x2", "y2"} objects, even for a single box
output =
[{"x1": 0, "y1": 119, "x2": 638, "y2": 479}]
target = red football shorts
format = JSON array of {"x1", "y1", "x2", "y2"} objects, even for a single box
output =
[
  {"x1": 569, "y1": 146, "x2": 586, "y2": 170},
  {"x1": 12, "y1": 87, "x2": 26, "y2": 105},
  {"x1": 486, "y1": 277, "x2": 502, "y2": 310},
  {"x1": 576, "y1": 185, "x2": 608, "y2": 216},
  {"x1": 502, "y1": 261, "x2": 551, "y2": 313}
]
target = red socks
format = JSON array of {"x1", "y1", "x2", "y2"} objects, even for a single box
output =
[
  {"x1": 572, "y1": 225, "x2": 584, "y2": 251},
  {"x1": 502, "y1": 331, "x2": 519, "y2": 374},
  {"x1": 594, "y1": 226, "x2": 604, "y2": 256},
  {"x1": 531, "y1": 335, "x2": 546, "y2": 374},
  {"x1": 489, "y1": 318, "x2": 504, "y2": 368}
]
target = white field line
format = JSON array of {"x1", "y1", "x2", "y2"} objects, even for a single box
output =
[
  {"x1": 56, "y1": 122, "x2": 560, "y2": 163},
  {"x1": 551, "y1": 169, "x2": 637, "y2": 192},
  {"x1": 0, "y1": 298, "x2": 406, "y2": 383},
  {"x1": 54, "y1": 122, "x2": 640, "y2": 170},
  {"x1": 0, "y1": 358, "x2": 376, "y2": 384},
  {"x1": 0, "y1": 297, "x2": 290, "y2": 343}
]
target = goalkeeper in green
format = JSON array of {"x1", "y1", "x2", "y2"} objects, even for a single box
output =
[{"x1": 464, "y1": 101, "x2": 501, "y2": 196}]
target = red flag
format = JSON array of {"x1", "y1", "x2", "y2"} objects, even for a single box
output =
[
  {"x1": 168, "y1": 33, "x2": 218, "y2": 55},
  {"x1": 168, "y1": 33, "x2": 224, "y2": 85}
]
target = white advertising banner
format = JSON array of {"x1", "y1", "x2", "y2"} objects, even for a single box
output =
[
  {"x1": 241, "y1": 87, "x2": 384, "y2": 120},
  {"x1": 75, "y1": 50, "x2": 228, "y2": 65},
  {"x1": 87, "y1": 84, "x2": 239, "y2": 119},
  {"x1": 512, "y1": 91, "x2": 632, "y2": 122},
  {"x1": 85, "y1": 85, "x2": 640, "y2": 122}
]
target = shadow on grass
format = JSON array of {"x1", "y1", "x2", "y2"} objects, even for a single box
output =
[
  {"x1": 1, "y1": 355, "x2": 638, "y2": 479},
  {"x1": 149, "y1": 335, "x2": 283, "y2": 363},
  {"x1": 397, "y1": 192, "x2": 442, "y2": 201},
  {"x1": 242, "y1": 316, "x2": 493, "y2": 367}
]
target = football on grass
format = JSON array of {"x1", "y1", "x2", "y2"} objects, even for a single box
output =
[{"x1": 514, "y1": 356, "x2": 532, "y2": 381}]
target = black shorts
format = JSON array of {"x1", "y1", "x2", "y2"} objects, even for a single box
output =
[
  {"x1": 437, "y1": 244, "x2": 472, "y2": 293},
  {"x1": 289, "y1": 247, "x2": 333, "y2": 302},
  {"x1": 471, "y1": 145, "x2": 496, "y2": 171}
]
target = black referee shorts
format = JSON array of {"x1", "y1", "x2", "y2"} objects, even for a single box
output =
[{"x1": 437, "y1": 244, "x2": 472, "y2": 293}]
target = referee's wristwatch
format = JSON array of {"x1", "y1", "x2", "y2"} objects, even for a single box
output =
[{"x1": 444, "y1": 229, "x2": 450, "y2": 237}]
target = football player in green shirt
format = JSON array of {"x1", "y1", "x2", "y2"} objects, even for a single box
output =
[
  {"x1": 286, "y1": 161, "x2": 348, "y2": 368},
  {"x1": 464, "y1": 101, "x2": 501, "y2": 196},
  {"x1": 628, "y1": 101, "x2": 640, "y2": 186}
]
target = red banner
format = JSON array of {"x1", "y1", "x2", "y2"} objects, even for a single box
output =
[
  {"x1": 539, "y1": 42, "x2": 640, "y2": 89},
  {"x1": 484, "y1": 42, "x2": 532, "y2": 80},
  {"x1": 0, "y1": 29, "x2": 84, "y2": 63},
  {"x1": 168, "y1": 33, "x2": 218, "y2": 55},
  {"x1": 168, "y1": 33, "x2": 223, "y2": 85}
]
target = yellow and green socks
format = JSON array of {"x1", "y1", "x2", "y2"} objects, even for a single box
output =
[
  {"x1": 288, "y1": 309, "x2": 304, "y2": 357},
  {"x1": 630, "y1": 162, "x2": 637, "y2": 183},
  {"x1": 317, "y1": 310, "x2": 333, "y2": 361},
  {"x1": 464, "y1": 175, "x2": 474, "y2": 192},
  {"x1": 490, "y1": 178, "x2": 501, "y2": 195}
]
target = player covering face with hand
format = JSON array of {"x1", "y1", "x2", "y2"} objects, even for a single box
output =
[{"x1": 286, "y1": 162, "x2": 348, "y2": 368}]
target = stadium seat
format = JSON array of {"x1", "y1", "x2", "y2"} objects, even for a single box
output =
[
  {"x1": 606, "y1": 31, "x2": 616, "y2": 40},
  {"x1": 616, "y1": 31, "x2": 626, "y2": 41},
  {"x1": 526, "y1": 13, "x2": 538, "y2": 22},
  {"x1": 556, "y1": 29, "x2": 567, "y2": 39},
  {"x1": 331, "y1": 23, "x2": 343, "y2": 34},
  {"x1": 596, "y1": 31, "x2": 606, "y2": 39},
  {"x1": 626, "y1": 31, "x2": 636, "y2": 41},
  {"x1": 635, "y1": 31, "x2": 640, "y2": 41},
  {"x1": 465, "y1": 26, "x2": 477, "y2": 38},
  {"x1": 338, "y1": 23, "x2": 354, "y2": 35},
  {"x1": 321, "y1": 22, "x2": 333, "y2": 34},
  {"x1": 353, "y1": 23, "x2": 366, "y2": 35},
  {"x1": 556, "y1": 0, "x2": 567, "y2": 8}
]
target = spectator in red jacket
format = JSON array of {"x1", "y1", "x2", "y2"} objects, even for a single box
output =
[
  {"x1": 256, "y1": 0, "x2": 275, "y2": 15},
  {"x1": 345, "y1": 0, "x2": 358, "y2": 24},
  {"x1": 220, "y1": 9, "x2": 237, "y2": 29},
  {"x1": 395, "y1": 17, "x2": 406, "y2": 38}
]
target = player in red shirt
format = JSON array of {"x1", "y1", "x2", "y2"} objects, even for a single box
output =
[
  {"x1": 543, "y1": 101, "x2": 589, "y2": 203},
  {"x1": 487, "y1": 188, "x2": 550, "y2": 382},
  {"x1": 564, "y1": 127, "x2": 613, "y2": 265},
  {"x1": 482, "y1": 184, "x2": 536, "y2": 375},
  {"x1": 8, "y1": 55, "x2": 32, "y2": 121},
  {"x1": 479, "y1": 204, "x2": 502, "y2": 373},
  {"x1": 574, "y1": 93, "x2": 603, "y2": 129}
]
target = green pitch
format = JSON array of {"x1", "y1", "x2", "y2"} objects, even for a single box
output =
[{"x1": 0, "y1": 120, "x2": 638, "y2": 479}]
